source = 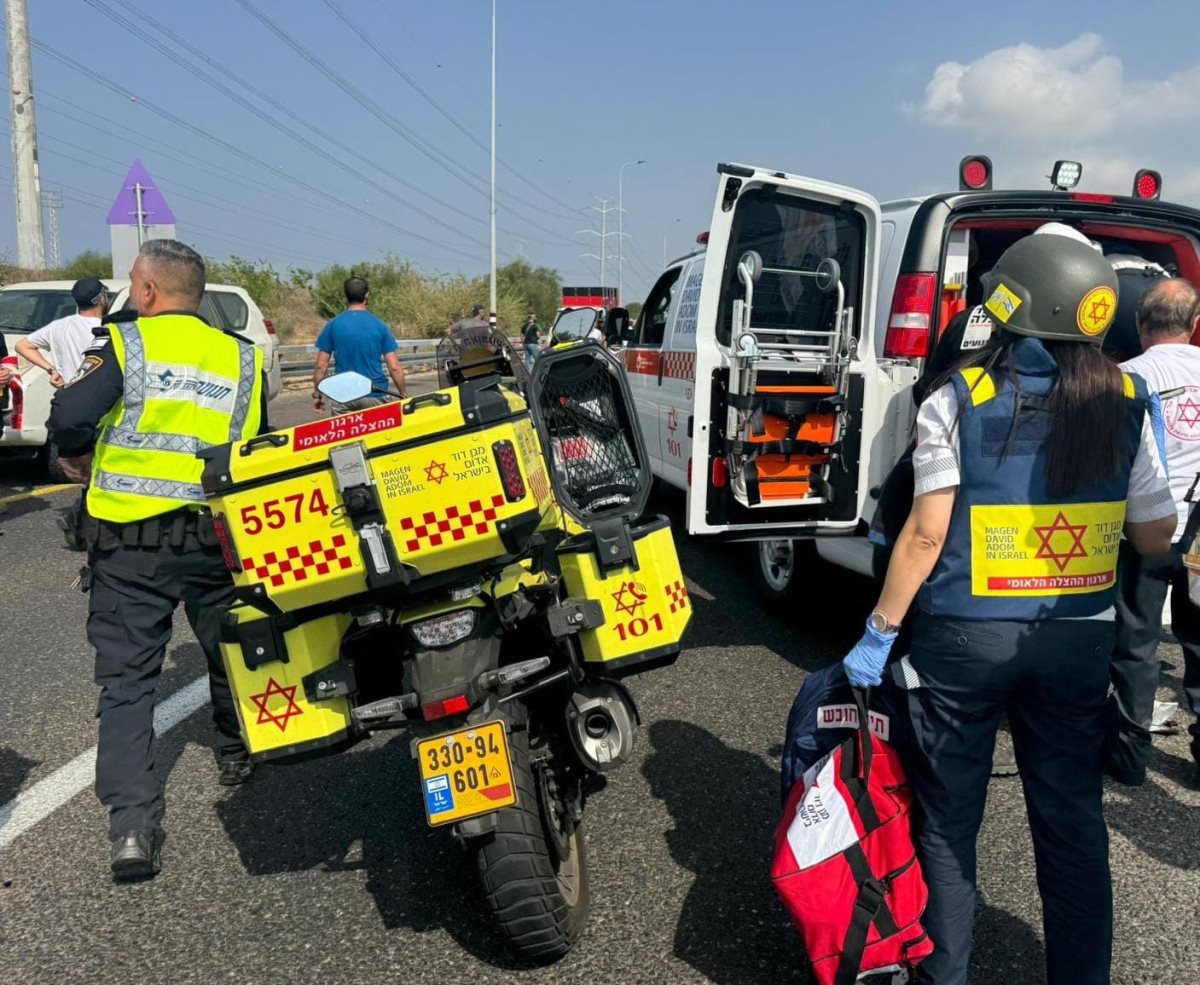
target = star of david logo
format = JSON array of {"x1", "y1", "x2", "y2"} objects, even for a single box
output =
[
  {"x1": 1176, "y1": 398, "x2": 1200, "y2": 429},
  {"x1": 611, "y1": 580, "x2": 647, "y2": 617},
  {"x1": 1086, "y1": 296, "x2": 1112, "y2": 327},
  {"x1": 249, "y1": 677, "x2": 304, "y2": 732},
  {"x1": 1033, "y1": 511, "x2": 1089, "y2": 572},
  {"x1": 424, "y1": 459, "x2": 449, "y2": 485},
  {"x1": 667, "y1": 406, "x2": 679, "y2": 434}
]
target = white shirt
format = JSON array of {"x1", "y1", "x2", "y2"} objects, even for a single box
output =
[
  {"x1": 913, "y1": 381, "x2": 1175, "y2": 524},
  {"x1": 1121, "y1": 342, "x2": 1200, "y2": 537},
  {"x1": 24, "y1": 313, "x2": 101, "y2": 382}
]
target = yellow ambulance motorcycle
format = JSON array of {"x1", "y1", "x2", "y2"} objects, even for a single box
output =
[{"x1": 197, "y1": 330, "x2": 689, "y2": 963}]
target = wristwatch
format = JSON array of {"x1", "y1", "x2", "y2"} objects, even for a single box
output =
[{"x1": 869, "y1": 609, "x2": 899, "y2": 634}]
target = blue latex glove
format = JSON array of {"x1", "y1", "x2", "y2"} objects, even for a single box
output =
[{"x1": 843, "y1": 618, "x2": 898, "y2": 688}]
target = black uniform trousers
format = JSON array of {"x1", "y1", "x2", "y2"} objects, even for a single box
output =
[
  {"x1": 903, "y1": 615, "x2": 1114, "y2": 985},
  {"x1": 88, "y1": 533, "x2": 245, "y2": 838},
  {"x1": 1111, "y1": 541, "x2": 1200, "y2": 768}
]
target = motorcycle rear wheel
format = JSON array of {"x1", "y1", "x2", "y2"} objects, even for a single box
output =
[{"x1": 475, "y1": 732, "x2": 590, "y2": 963}]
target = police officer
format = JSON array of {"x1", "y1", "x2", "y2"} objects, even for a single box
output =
[
  {"x1": 843, "y1": 235, "x2": 1177, "y2": 984},
  {"x1": 48, "y1": 239, "x2": 267, "y2": 880}
]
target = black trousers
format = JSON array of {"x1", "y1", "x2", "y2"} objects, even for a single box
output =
[
  {"x1": 903, "y1": 616, "x2": 1113, "y2": 985},
  {"x1": 88, "y1": 536, "x2": 245, "y2": 838},
  {"x1": 1111, "y1": 542, "x2": 1200, "y2": 764}
]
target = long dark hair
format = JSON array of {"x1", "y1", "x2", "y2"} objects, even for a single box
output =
[{"x1": 924, "y1": 331, "x2": 1129, "y2": 497}]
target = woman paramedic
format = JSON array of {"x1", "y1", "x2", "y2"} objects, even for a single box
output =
[{"x1": 842, "y1": 234, "x2": 1177, "y2": 985}]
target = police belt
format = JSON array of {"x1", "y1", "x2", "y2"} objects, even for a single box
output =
[{"x1": 83, "y1": 506, "x2": 220, "y2": 551}]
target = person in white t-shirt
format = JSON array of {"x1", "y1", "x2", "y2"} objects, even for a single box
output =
[
  {"x1": 14, "y1": 277, "x2": 110, "y2": 386},
  {"x1": 1111, "y1": 277, "x2": 1200, "y2": 783}
]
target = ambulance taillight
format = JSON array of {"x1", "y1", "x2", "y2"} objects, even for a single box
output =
[{"x1": 883, "y1": 273, "x2": 937, "y2": 359}]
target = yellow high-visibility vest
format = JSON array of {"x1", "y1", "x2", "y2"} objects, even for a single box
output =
[{"x1": 87, "y1": 313, "x2": 263, "y2": 523}]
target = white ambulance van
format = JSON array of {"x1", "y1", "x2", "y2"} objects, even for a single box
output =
[{"x1": 624, "y1": 159, "x2": 1200, "y2": 604}]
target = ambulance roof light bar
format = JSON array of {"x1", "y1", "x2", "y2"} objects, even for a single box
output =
[
  {"x1": 958, "y1": 155, "x2": 992, "y2": 191},
  {"x1": 1050, "y1": 160, "x2": 1083, "y2": 191},
  {"x1": 1133, "y1": 169, "x2": 1162, "y2": 200}
]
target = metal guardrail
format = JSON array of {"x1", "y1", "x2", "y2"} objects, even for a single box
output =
[{"x1": 277, "y1": 339, "x2": 523, "y2": 377}]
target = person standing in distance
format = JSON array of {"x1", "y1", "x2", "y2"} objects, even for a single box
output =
[
  {"x1": 844, "y1": 235, "x2": 1176, "y2": 985},
  {"x1": 1110, "y1": 278, "x2": 1200, "y2": 783},
  {"x1": 312, "y1": 276, "x2": 406, "y2": 411},
  {"x1": 48, "y1": 239, "x2": 268, "y2": 881},
  {"x1": 15, "y1": 277, "x2": 111, "y2": 387},
  {"x1": 522, "y1": 313, "x2": 541, "y2": 370}
]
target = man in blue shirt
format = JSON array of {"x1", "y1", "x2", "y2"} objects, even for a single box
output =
[{"x1": 312, "y1": 276, "x2": 406, "y2": 410}]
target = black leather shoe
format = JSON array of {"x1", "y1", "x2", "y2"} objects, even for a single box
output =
[
  {"x1": 218, "y1": 759, "x2": 254, "y2": 786},
  {"x1": 111, "y1": 829, "x2": 165, "y2": 881}
]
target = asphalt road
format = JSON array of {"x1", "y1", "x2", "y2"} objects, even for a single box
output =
[{"x1": 1, "y1": 386, "x2": 1198, "y2": 985}]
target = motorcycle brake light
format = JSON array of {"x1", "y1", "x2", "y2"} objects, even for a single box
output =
[
  {"x1": 421, "y1": 695, "x2": 470, "y2": 721},
  {"x1": 212, "y1": 513, "x2": 242, "y2": 573},
  {"x1": 492, "y1": 440, "x2": 526, "y2": 501}
]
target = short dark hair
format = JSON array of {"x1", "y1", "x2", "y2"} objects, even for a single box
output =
[
  {"x1": 1136, "y1": 278, "x2": 1198, "y2": 340},
  {"x1": 139, "y1": 239, "x2": 205, "y2": 307},
  {"x1": 344, "y1": 276, "x2": 369, "y2": 304}
]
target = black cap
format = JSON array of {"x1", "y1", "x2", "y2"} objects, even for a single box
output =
[
  {"x1": 471, "y1": 304, "x2": 485, "y2": 316},
  {"x1": 72, "y1": 277, "x2": 109, "y2": 307}
]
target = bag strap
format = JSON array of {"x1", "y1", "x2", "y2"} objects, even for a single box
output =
[
  {"x1": 834, "y1": 864, "x2": 887, "y2": 985},
  {"x1": 838, "y1": 686, "x2": 880, "y2": 829}
]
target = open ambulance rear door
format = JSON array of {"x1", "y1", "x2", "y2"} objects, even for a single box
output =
[{"x1": 688, "y1": 163, "x2": 883, "y2": 541}]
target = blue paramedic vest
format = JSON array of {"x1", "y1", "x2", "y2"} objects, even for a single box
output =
[{"x1": 919, "y1": 337, "x2": 1147, "y2": 621}]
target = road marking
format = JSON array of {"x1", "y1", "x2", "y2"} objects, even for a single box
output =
[
  {"x1": 0, "y1": 483, "x2": 77, "y2": 508},
  {"x1": 0, "y1": 675, "x2": 209, "y2": 851}
]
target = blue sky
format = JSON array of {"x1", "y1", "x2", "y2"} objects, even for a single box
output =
[{"x1": 7, "y1": 0, "x2": 1200, "y2": 303}]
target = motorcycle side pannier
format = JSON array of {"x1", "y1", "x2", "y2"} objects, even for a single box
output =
[
  {"x1": 219, "y1": 604, "x2": 355, "y2": 760},
  {"x1": 555, "y1": 515, "x2": 691, "y2": 674},
  {"x1": 199, "y1": 378, "x2": 559, "y2": 613}
]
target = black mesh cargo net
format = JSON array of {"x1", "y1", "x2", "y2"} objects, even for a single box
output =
[
  {"x1": 535, "y1": 355, "x2": 641, "y2": 517},
  {"x1": 436, "y1": 328, "x2": 530, "y2": 391}
]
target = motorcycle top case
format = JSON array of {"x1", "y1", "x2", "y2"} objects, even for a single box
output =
[
  {"x1": 200, "y1": 378, "x2": 559, "y2": 613},
  {"x1": 555, "y1": 514, "x2": 690, "y2": 674},
  {"x1": 219, "y1": 603, "x2": 354, "y2": 760}
]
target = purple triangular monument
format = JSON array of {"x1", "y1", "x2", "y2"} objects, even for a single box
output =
[{"x1": 106, "y1": 159, "x2": 176, "y2": 226}]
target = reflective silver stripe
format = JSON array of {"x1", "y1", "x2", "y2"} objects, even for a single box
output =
[
  {"x1": 113, "y1": 322, "x2": 146, "y2": 429},
  {"x1": 93, "y1": 469, "x2": 206, "y2": 504},
  {"x1": 103, "y1": 426, "x2": 203, "y2": 455},
  {"x1": 228, "y1": 341, "x2": 258, "y2": 441}
]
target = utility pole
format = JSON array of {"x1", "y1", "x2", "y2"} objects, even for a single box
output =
[
  {"x1": 488, "y1": 0, "x2": 497, "y2": 329},
  {"x1": 41, "y1": 188, "x2": 60, "y2": 268},
  {"x1": 617, "y1": 159, "x2": 644, "y2": 303},
  {"x1": 578, "y1": 197, "x2": 618, "y2": 287},
  {"x1": 6, "y1": 0, "x2": 44, "y2": 269}
]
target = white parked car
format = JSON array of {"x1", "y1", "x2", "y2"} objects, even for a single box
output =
[{"x1": 0, "y1": 280, "x2": 281, "y2": 480}]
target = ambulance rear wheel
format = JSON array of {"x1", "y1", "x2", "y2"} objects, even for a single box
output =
[
  {"x1": 753, "y1": 538, "x2": 811, "y2": 610},
  {"x1": 475, "y1": 734, "x2": 590, "y2": 963}
]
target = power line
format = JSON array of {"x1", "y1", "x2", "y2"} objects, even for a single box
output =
[
  {"x1": 229, "y1": 0, "x2": 582, "y2": 243},
  {"x1": 26, "y1": 31, "x2": 482, "y2": 258},
  {"x1": 320, "y1": 0, "x2": 584, "y2": 220},
  {"x1": 78, "y1": 0, "x2": 489, "y2": 253}
]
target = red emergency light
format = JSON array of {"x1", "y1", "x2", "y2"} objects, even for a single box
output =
[
  {"x1": 1133, "y1": 169, "x2": 1162, "y2": 200},
  {"x1": 959, "y1": 155, "x2": 992, "y2": 191},
  {"x1": 696, "y1": 231, "x2": 710, "y2": 245}
]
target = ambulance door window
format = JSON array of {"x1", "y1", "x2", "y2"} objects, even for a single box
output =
[{"x1": 626, "y1": 267, "x2": 682, "y2": 466}]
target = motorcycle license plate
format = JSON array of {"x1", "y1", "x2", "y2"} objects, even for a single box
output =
[{"x1": 416, "y1": 720, "x2": 517, "y2": 827}]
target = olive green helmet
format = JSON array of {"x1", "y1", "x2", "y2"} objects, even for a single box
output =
[{"x1": 979, "y1": 235, "x2": 1119, "y2": 343}]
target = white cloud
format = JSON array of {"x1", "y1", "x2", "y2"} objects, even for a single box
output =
[{"x1": 916, "y1": 34, "x2": 1200, "y2": 143}]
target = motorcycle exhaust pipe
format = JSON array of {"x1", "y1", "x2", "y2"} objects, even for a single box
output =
[{"x1": 565, "y1": 682, "x2": 638, "y2": 772}]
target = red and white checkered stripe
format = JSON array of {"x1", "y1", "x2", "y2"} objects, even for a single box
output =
[
  {"x1": 243, "y1": 534, "x2": 355, "y2": 588},
  {"x1": 399, "y1": 494, "x2": 506, "y2": 553},
  {"x1": 660, "y1": 351, "x2": 695, "y2": 381},
  {"x1": 666, "y1": 579, "x2": 689, "y2": 614}
]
